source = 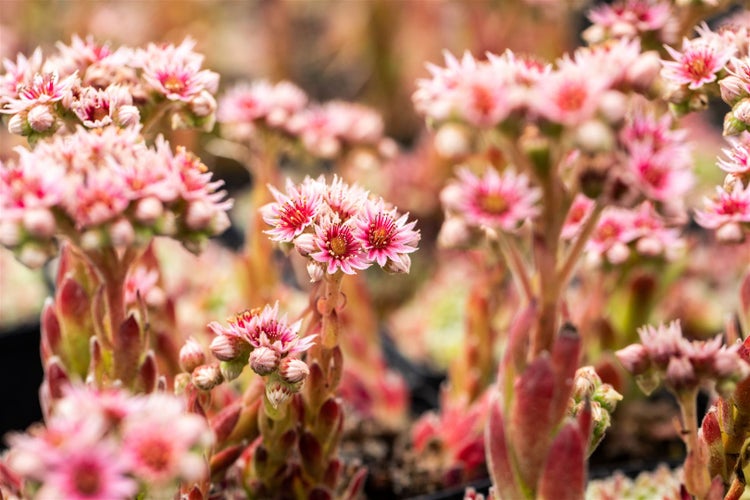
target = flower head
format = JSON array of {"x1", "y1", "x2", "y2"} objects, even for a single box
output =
[
  {"x1": 354, "y1": 199, "x2": 420, "y2": 269},
  {"x1": 662, "y1": 26, "x2": 736, "y2": 90},
  {"x1": 310, "y1": 215, "x2": 371, "y2": 275},
  {"x1": 261, "y1": 177, "x2": 322, "y2": 243}
]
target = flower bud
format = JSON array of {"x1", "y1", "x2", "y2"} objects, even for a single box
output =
[
  {"x1": 723, "y1": 112, "x2": 747, "y2": 136},
  {"x1": 279, "y1": 357, "x2": 309, "y2": 385},
  {"x1": 249, "y1": 346, "x2": 280, "y2": 376},
  {"x1": 384, "y1": 253, "x2": 412, "y2": 274},
  {"x1": 220, "y1": 359, "x2": 246, "y2": 382},
  {"x1": 7, "y1": 113, "x2": 27, "y2": 135},
  {"x1": 27, "y1": 105, "x2": 55, "y2": 132},
  {"x1": 190, "y1": 90, "x2": 217, "y2": 118},
  {"x1": 597, "y1": 90, "x2": 628, "y2": 125},
  {"x1": 293, "y1": 233, "x2": 315, "y2": 256},
  {"x1": 116, "y1": 105, "x2": 140, "y2": 128},
  {"x1": 18, "y1": 242, "x2": 50, "y2": 268},
  {"x1": 626, "y1": 51, "x2": 662, "y2": 92},
  {"x1": 438, "y1": 217, "x2": 471, "y2": 248},
  {"x1": 733, "y1": 98, "x2": 750, "y2": 124},
  {"x1": 720, "y1": 75, "x2": 746, "y2": 106},
  {"x1": 135, "y1": 197, "x2": 164, "y2": 224},
  {"x1": 179, "y1": 338, "x2": 206, "y2": 373},
  {"x1": 186, "y1": 200, "x2": 214, "y2": 230},
  {"x1": 265, "y1": 381, "x2": 292, "y2": 409},
  {"x1": 434, "y1": 123, "x2": 471, "y2": 158},
  {"x1": 0, "y1": 220, "x2": 21, "y2": 246},
  {"x1": 22, "y1": 208, "x2": 56, "y2": 238},
  {"x1": 665, "y1": 356, "x2": 696, "y2": 390},
  {"x1": 307, "y1": 261, "x2": 324, "y2": 283},
  {"x1": 192, "y1": 363, "x2": 224, "y2": 391},
  {"x1": 716, "y1": 222, "x2": 744, "y2": 243},
  {"x1": 209, "y1": 333, "x2": 249, "y2": 362},
  {"x1": 108, "y1": 218, "x2": 135, "y2": 247},
  {"x1": 79, "y1": 229, "x2": 104, "y2": 250},
  {"x1": 615, "y1": 343, "x2": 650, "y2": 375},
  {"x1": 574, "y1": 120, "x2": 614, "y2": 154}
]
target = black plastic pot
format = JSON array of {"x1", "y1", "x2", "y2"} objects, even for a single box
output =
[{"x1": 0, "y1": 322, "x2": 43, "y2": 445}]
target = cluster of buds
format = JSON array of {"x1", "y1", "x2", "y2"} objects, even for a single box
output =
[
  {"x1": 0, "y1": 36, "x2": 219, "y2": 139},
  {"x1": 582, "y1": 0, "x2": 677, "y2": 46},
  {"x1": 585, "y1": 464, "x2": 683, "y2": 499},
  {"x1": 218, "y1": 80, "x2": 396, "y2": 161},
  {"x1": 2, "y1": 385, "x2": 212, "y2": 500},
  {"x1": 262, "y1": 175, "x2": 420, "y2": 278},
  {"x1": 200, "y1": 302, "x2": 314, "y2": 408},
  {"x1": 0, "y1": 126, "x2": 232, "y2": 267},
  {"x1": 568, "y1": 366, "x2": 623, "y2": 455},
  {"x1": 616, "y1": 320, "x2": 750, "y2": 397}
]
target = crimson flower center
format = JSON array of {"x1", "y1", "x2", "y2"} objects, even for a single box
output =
[
  {"x1": 281, "y1": 201, "x2": 308, "y2": 228},
  {"x1": 73, "y1": 463, "x2": 102, "y2": 496},
  {"x1": 163, "y1": 75, "x2": 186, "y2": 93},
  {"x1": 687, "y1": 56, "x2": 709, "y2": 79},
  {"x1": 138, "y1": 438, "x2": 172, "y2": 473},
  {"x1": 557, "y1": 83, "x2": 587, "y2": 111}
]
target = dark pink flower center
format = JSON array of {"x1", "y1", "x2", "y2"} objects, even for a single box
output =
[
  {"x1": 138, "y1": 437, "x2": 172, "y2": 473},
  {"x1": 73, "y1": 461, "x2": 102, "y2": 496},
  {"x1": 368, "y1": 215, "x2": 396, "y2": 249},
  {"x1": 280, "y1": 200, "x2": 311, "y2": 230},
  {"x1": 557, "y1": 82, "x2": 587, "y2": 112},
  {"x1": 478, "y1": 191, "x2": 509, "y2": 215}
]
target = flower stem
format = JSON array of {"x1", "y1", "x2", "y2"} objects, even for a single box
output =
[{"x1": 556, "y1": 201, "x2": 604, "y2": 288}]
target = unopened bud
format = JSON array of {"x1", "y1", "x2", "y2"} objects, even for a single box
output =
[
  {"x1": 18, "y1": 242, "x2": 50, "y2": 268},
  {"x1": 27, "y1": 105, "x2": 55, "y2": 132},
  {"x1": 716, "y1": 222, "x2": 744, "y2": 243},
  {"x1": 265, "y1": 381, "x2": 292, "y2": 409},
  {"x1": 574, "y1": 120, "x2": 614, "y2": 153},
  {"x1": 220, "y1": 359, "x2": 246, "y2": 382},
  {"x1": 720, "y1": 76, "x2": 746, "y2": 106},
  {"x1": 307, "y1": 261, "x2": 324, "y2": 283},
  {"x1": 108, "y1": 218, "x2": 135, "y2": 247},
  {"x1": 79, "y1": 229, "x2": 104, "y2": 250},
  {"x1": 116, "y1": 105, "x2": 140, "y2": 128},
  {"x1": 626, "y1": 51, "x2": 662, "y2": 92},
  {"x1": 438, "y1": 217, "x2": 472, "y2": 248},
  {"x1": 185, "y1": 200, "x2": 214, "y2": 230},
  {"x1": 279, "y1": 357, "x2": 309, "y2": 385},
  {"x1": 733, "y1": 98, "x2": 750, "y2": 124},
  {"x1": 0, "y1": 220, "x2": 21, "y2": 246},
  {"x1": 384, "y1": 253, "x2": 412, "y2": 274},
  {"x1": 190, "y1": 90, "x2": 217, "y2": 118},
  {"x1": 192, "y1": 363, "x2": 224, "y2": 391},
  {"x1": 434, "y1": 123, "x2": 471, "y2": 158},
  {"x1": 249, "y1": 346, "x2": 280, "y2": 376},
  {"x1": 209, "y1": 333, "x2": 249, "y2": 362},
  {"x1": 135, "y1": 197, "x2": 163, "y2": 224},
  {"x1": 615, "y1": 343, "x2": 650, "y2": 375},
  {"x1": 293, "y1": 233, "x2": 315, "y2": 256},
  {"x1": 8, "y1": 113, "x2": 27, "y2": 135},
  {"x1": 724, "y1": 112, "x2": 747, "y2": 136},
  {"x1": 179, "y1": 338, "x2": 206, "y2": 373},
  {"x1": 597, "y1": 90, "x2": 628, "y2": 125},
  {"x1": 22, "y1": 208, "x2": 56, "y2": 238}
]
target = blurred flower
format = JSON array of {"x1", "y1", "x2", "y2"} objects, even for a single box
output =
[{"x1": 662, "y1": 24, "x2": 736, "y2": 90}]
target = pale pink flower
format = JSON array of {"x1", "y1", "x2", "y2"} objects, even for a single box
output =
[
  {"x1": 413, "y1": 50, "x2": 482, "y2": 122},
  {"x1": 561, "y1": 194, "x2": 595, "y2": 240},
  {"x1": 217, "y1": 79, "x2": 307, "y2": 129},
  {"x1": 310, "y1": 215, "x2": 371, "y2": 275},
  {"x1": 637, "y1": 320, "x2": 685, "y2": 367},
  {"x1": 626, "y1": 144, "x2": 694, "y2": 201},
  {"x1": 662, "y1": 26, "x2": 736, "y2": 90},
  {"x1": 261, "y1": 177, "x2": 322, "y2": 243},
  {"x1": 620, "y1": 111, "x2": 687, "y2": 152},
  {"x1": 630, "y1": 202, "x2": 684, "y2": 259},
  {"x1": 0, "y1": 48, "x2": 43, "y2": 105},
  {"x1": 39, "y1": 442, "x2": 136, "y2": 500},
  {"x1": 321, "y1": 175, "x2": 370, "y2": 222},
  {"x1": 587, "y1": 0, "x2": 672, "y2": 38},
  {"x1": 71, "y1": 169, "x2": 130, "y2": 228},
  {"x1": 138, "y1": 38, "x2": 219, "y2": 102},
  {"x1": 443, "y1": 166, "x2": 541, "y2": 232},
  {"x1": 353, "y1": 199, "x2": 420, "y2": 269},
  {"x1": 718, "y1": 133, "x2": 750, "y2": 179},
  {"x1": 585, "y1": 208, "x2": 639, "y2": 264},
  {"x1": 120, "y1": 393, "x2": 210, "y2": 485},
  {"x1": 695, "y1": 182, "x2": 750, "y2": 230},
  {"x1": 532, "y1": 63, "x2": 609, "y2": 126},
  {"x1": 70, "y1": 85, "x2": 139, "y2": 128},
  {"x1": 2, "y1": 71, "x2": 78, "y2": 115}
]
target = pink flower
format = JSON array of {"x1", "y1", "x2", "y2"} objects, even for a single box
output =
[
  {"x1": 40, "y1": 442, "x2": 137, "y2": 500},
  {"x1": 353, "y1": 200, "x2": 420, "y2": 269},
  {"x1": 261, "y1": 177, "x2": 322, "y2": 243},
  {"x1": 561, "y1": 194, "x2": 595, "y2": 240},
  {"x1": 695, "y1": 182, "x2": 750, "y2": 230},
  {"x1": 532, "y1": 64, "x2": 608, "y2": 126},
  {"x1": 310, "y1": 215, "x2": 371, "y2": 275},
  {"x1": 118, "y1": 393, "x2": 210, "y2": 486},
  {"x1": 662, "y1": 26, "x2": 736, "y2": 90},
  {"x1": 718, "y1": 133, "x2": 750, "y2": 179},
  {"x1": 2, "y1": 71, "x2": 78, "y2": 114},
  {"x1": 70, "y1": 85, "x2": 139, "y2": 128},
  {"x1": 0, "y1": 48, "x2": 43, "y2": 105},
  {"x1": 217, "y1": 80, "x2": 307, "y2": 129},
  {"x1": 627, "y1": 144, "x2": 694, "y2": 201},
  {"x1": 587, "y1": 0, "x2": 672, "y2": 37},
  {"x1": 637, "y1": 320, "x2": 685, "y2": 367},
  {"x1": 322, "y1": 175, "x2": 370, "y2": 222},
  {"x1": 138, "y1": 38, "x2": 219, "y2": 102},
  {"x1": 585, "y1": 208, "x2": 639, "y2": 264},
  {"x1": 442, "y1": 166, "x2": 541, "y2": 232}
]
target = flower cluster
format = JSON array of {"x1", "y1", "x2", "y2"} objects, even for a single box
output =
[
  {"x1": 218, "y1": 80, "x2": 395, "y2": 160},
  {"x1": 0, "y1": 126, "x2": 232, "y2": 266},
  {"x1": 583, "y1": 0, "x2": 675, "y2": 45},
  {"x1": 3, "y1": 386, "x2": 212, "y2": 499},
  {"x1": 204, "y1": 302, "x2": 314, "y2": 407},
  {"x1": 567, "y1": 200, "x2": 685, "y2": 265},
  {"x1": 615, "y1": 320, "x2": 750, "y2": 396},
  {"x1": 0, "y1": 35, "x2": 219, "y2": 138},
  {"x1": 262, "y1": 175, "x2": 420, "y2": 277},
  {"x1": 585, "y1": 464, "x2": 683, "y2": 500},
  {"x1": 568, "y1": 366, "x2": 623, "y2": 454},
  {"x1": 413, "y1": 42, "x2": 661, "y2": 132}
]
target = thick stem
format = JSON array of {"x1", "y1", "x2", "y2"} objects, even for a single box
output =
[
  {"x1": 495, "y1": 234, "x2": 533, "y2": 304},
  {"x1": 678, "y1": 387, "x2": 710, "y2": 499},
  {"x1": 556, "y1": 201, "x2": 604, "y2": 289}
]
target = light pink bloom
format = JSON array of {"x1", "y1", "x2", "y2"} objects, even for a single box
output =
[
  {"x1": 630, "y1": 202, "x2": 684, "y2": 259},
  {"x1": 627, "y1": 144, "x2": 694, "y2": 201},
  {"x1": 561, "y1": 194, "x2": 595, "y2": 240},
  {"x1": 587, "y1": 0, "x2": 672, "y2": 36},
  {"x1": 138, "y1": 38, "x2": 219, "y2": 102},
  {"x1": 40, "y1": 442, "x2": 137, "y2": 500},
  {"x1": 443, "y1": 166, "x2": 541, "y2": 232},
  {"x1": 695, "y1": 182, "x2": 750, "y2": 230},
  {"x1": 532, "y1": 63, "x2": 609, "y2": 126},
  {"x1": 261, "y1": 177, "x2": 322, "y2": 243},
  {"x1": 217, "y1": 80, "x2": 307, "y2": 129},
  {"x1": 638, "y1": 320, "x2": 685, "y2": 367},
  {"x1": 662, "y1": 26, "x2": 736, "y2": 90},
  {"x1": 718, "y1": 133, "x2": 750, "y2": 179},
  {"x1": 0, "y1": 48, "x2": 43, "y2": 105},
  {"x1": 2, "y1": 71, "x2": 78, "y2": 114},
  {"x1": 620, "y1": 111, "x2": 687, "y2": 152},
  {"x1": 586, "y1": 208, "x2": 639, "y2": 264},
  {"x1": 413, "y1": 50, "x2": 482, "y2": 122},
  {"x1": 70, "y1": 85, "x2": 139, "y2": 128},
  {"x1": 353, "y1": 199, "x2": 420, "y2": 269},
  {"x1": 310, "y1": 215, "x2": 371, "y2": 275},
  {"x1": 322, "y1": 174, "x2": 370, "y2": 222}
]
